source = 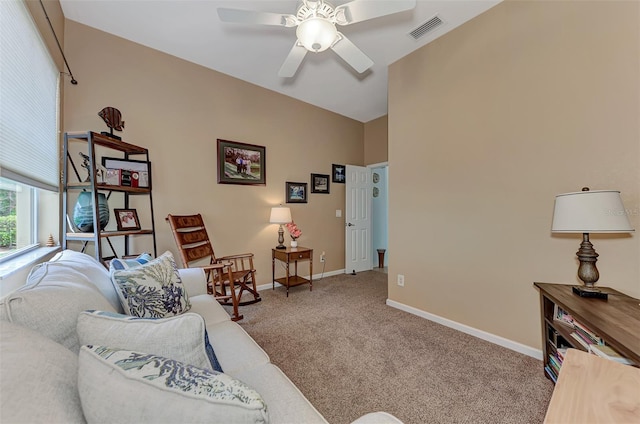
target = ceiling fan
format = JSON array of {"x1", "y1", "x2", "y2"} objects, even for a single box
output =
[{"x1": 217, "y1": 0, "x2": 416, "y2": 78}]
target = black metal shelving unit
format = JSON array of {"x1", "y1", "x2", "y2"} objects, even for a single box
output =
[{"x1": 62, "y1": 131, "x2": 157, "y2": 265}]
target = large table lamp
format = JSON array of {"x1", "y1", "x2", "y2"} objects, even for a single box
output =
[
  {"x1": 551, "y1": 188, "x2": 634, "y2": 298},
  {"x1": 270, "y1": 205, "x2": 292, "y2": 250}
]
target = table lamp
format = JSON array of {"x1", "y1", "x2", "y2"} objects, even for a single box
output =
[
  {"x1": 551, "y1": 187, "x2": 634, "y2": 298},
  {"x1": 270, "y1": 205, "x2": 292, "y2": 250}
]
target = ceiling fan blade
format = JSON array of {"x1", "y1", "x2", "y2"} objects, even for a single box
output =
[
  {"x1": 330, "y1": 33, "x2": 373, "y2": 74},
  {"x1": 278, "y1": 42, "x2": 308, "y2": 78},
  {"x1": 334, "y1": 0, "x2": 416, "y2": 26},
  {"x1": 217, "y1": 8, "x2": 297, "y2": 27}
]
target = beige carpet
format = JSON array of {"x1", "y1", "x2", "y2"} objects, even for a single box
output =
[{"x1": 231, "y1": 271, "x2": 553, "y2": 424}]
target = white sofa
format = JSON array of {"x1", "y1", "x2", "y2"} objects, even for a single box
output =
[{"x1": 0, "y1": 250, "x2": 401, "y2": 424}]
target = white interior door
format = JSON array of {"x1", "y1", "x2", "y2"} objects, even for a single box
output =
[{"x1": 345, "y1": 165, "x2": 372, "y2": 274}]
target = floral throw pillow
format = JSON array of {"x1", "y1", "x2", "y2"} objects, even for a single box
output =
[
  {"x1": 78, "y1": 346, "x2": 268, "y2": 423},
  {"x1": 111, "y1": 251, "x2": 191, "y2": 318}
]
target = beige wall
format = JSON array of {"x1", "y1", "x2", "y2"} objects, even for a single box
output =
[
  {"x1": 63, "y1": 21, "x2": 364, "y2": 281},
  {"x1": 26, "y1": 0, "x2": 65, "y2": 71},
  {"x1": 364, "y1": 115, "x2": 388, "y2": 165},
  {"x1": 388, "y1": 0, "x2": 639, "y2": 350}
]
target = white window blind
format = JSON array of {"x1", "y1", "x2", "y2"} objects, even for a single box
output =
[{"x1": 0, "y1": 0, "x2": 59, "y2": 192}]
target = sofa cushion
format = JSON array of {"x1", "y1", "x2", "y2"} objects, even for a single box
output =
[
  {"x1": 0, "y1": 261, "x2": 115, "y2": 353},
  {"x1": 0, "y1": 321, "x2": 86, "y2": 423},
  {"x1": 77, "y1": 310, "x2": 221, "y2": 372},
  {"x1": 233, "y1": 363, "x2": 327, "y2": 424},
  {"x1": 108, "y1": 252, "x2": 153, "y2": 271},
  {"x1": 206, "y1": 320, "x2": 270, "y2": 376},
  {"x1": 49, "y1": 249, "x2": 123, "y2": 313},
  {"x1": 78, "y1": 346, "x2": 268, "y2": 424},
  {"x1": 111, "y1": 251, "x2": 191, "y2": 318}
]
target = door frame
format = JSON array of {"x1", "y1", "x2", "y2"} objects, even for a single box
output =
[{"x1": 369, "y1": 161, "x2": 389, "y2": 268}]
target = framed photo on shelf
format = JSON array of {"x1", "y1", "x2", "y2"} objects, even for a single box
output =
[
  {"x1": 311, "y1": 173, "x2": 330, "y2": 194},
  {"x1": 217, "y1": 139, "x2": 266, "y2": 185},
  {"x1": 286, "y1": 182, "x2": 307, "y2": 203},
  {"x1": 332, "y1": 164, "x2": 345, "y2": 183},
  {"x1": 114, "y1": 209, "x2": 141, "y2": 231},
  {"x1": 102, "y1": 157, "x2": 151, "y2": 188}
]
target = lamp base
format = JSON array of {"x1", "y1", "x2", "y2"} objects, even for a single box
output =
[
  {"x1": 275, "y1": 245, "x2": 287, "y2": 250},
  {"x1": 572, "y1": 286, "x2": 608, "y2": 300}
]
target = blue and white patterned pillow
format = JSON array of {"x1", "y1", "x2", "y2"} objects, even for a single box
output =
[
  {"x1": 109, "y1": 253, "x2": 154, "y2": 272},
  {"x1": 78, "y1": 346, "x2": 268, "y2": 424},
  {"x1": 110, "y1": 251, "x2": 191, "y2": 318},
  {"x1": 77, "y1": 310, "x2": 222, "y2": 372}
]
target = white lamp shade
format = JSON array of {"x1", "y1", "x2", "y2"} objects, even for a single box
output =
[
  {"x1": 296, "y1": 17, "x2": 337, "y2": 52},
  {"x1": 270, "y1": 206, "x2": 292, "y2": 224},
  {"x1": 551, "y1": 190, "x2": 635, "y2": 233}
]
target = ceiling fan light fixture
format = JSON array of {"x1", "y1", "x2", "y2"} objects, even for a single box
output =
[{"x1": 296, "y1": 17, "x2": 337, "y2": 52}]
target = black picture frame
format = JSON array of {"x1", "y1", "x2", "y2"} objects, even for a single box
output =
[
  {"x1": 114, "y1": 208, "x2": 141, "y2": 231},
  {"x1": 286, "y1": 182, "x2": 307, "y2": 203},
  {"x1": 311, "y1": 173, "x2": 330, "y2": 194},
  {"x1": 217, "y1": 139, "x2": 266, "y2": 185},
  {"x1": 332, "y1": 164, "x2": 345, "y2": 184},
  {"x1": 102, "y1": 157, "x2": 152, "y2": 188}
]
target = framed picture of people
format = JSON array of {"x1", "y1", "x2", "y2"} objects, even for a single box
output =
[
  {"x1": 217, "y1": 139, "x2": 266, "y2": 185},
  {"x1": 114, "y1": 209, "x2": 141, "y2": 231}
]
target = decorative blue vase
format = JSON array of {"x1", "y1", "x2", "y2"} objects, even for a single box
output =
[{"x1": 73, "y1": 192, "x2": 109, "y2": 232}]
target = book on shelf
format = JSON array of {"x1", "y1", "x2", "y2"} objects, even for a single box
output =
[
  {"x1": 553, "y1": 305, "x2": 575, "y2": 328},
  {"x1": 589, "y1": 344, "x2": 637, "y2": 366},
  {"x1": 544, "y1": 365, "x2": 558, "y2": 383},
  {"x1": 573, "y1": 320, "x2": 604, "y2": 345},
  {"x1": 570, "y1": 332, "x2": 595, "y2": 350},
  {"x1": 556, "y1": 347, "x2": 567, "y2": 362},
  {"x1": 548, "y1": 355, "x2": 561, "y2": 374}
]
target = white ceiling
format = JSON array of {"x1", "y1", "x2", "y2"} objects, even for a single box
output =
[{"x1": 60, "y1": 0, "x2": 500, "y2": 123}]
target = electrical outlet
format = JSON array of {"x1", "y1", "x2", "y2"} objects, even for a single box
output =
[
  {"x1": 320, "y1": 251, "x2": 326, "y2": 262},
  {"x1": 397, "y1": 274, "x2": 405, "y2": 287}
]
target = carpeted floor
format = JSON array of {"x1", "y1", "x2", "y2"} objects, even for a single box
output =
[{"x1": 230, "y1": 271, "x2": 554, "y2": 424}]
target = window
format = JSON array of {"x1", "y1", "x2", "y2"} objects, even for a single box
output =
[{"x1": 0, "y1": 1, "x2": 60, "y2": 264}]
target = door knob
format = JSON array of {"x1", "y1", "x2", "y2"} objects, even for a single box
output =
[{"x1": 347, "y1": 223, "x2": 354, "y2": 227}]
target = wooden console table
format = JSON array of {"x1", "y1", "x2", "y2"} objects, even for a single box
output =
[
  {"x1": 533, "y1": 282, "x2": 640, "y2": 382},
  {"x1": 272, "y1": 247, "x2": 313, "y2": 297}
]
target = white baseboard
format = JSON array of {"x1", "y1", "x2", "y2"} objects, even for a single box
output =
[
  {"x1": 256, "y1": 268, "x2": 346, "y2": 291},
  {"x1": 386, "y1": 299, "x2": 543, "y2": 360}
]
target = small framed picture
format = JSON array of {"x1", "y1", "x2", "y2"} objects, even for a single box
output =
[
  {"x1": 102, "y1": 157, "x2": 152, "y2": 188},
  {"x1": 114, "y1": 208, "x2": 141, "y2": 231},
  {"x1": 311, "y1": 173, "x2": 330, "y2": 194},
  {"x1": 286, "y1": 182, "x2": 307, "y2": 203},
  {"x1": 332, "y1": 164, "x2": 345, "y2": 183}
]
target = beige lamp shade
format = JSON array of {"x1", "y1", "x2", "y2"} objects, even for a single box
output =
[
  {"x1": 270, "y1": 206, "x2": 292, "y2": 224},
  {"x1": 551, "y1": 190, "x2": 634, "y2": 233}
]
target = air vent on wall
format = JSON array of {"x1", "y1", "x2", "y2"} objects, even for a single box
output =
[{"x1": 409, "y1": 15, "x2": 443, "y2": 40}]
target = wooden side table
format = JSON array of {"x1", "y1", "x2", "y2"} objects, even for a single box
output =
[{"x1": 272, "y1": 247, "x2": 313, "y2": 297}]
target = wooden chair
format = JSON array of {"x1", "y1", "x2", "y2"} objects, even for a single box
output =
[{"x1": 166, "y1": 214, "x2": 261, "y2": 321}]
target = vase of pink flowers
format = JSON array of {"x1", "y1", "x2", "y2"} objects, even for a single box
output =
[{"x1": 285, "y1": 221, "x2": 302, "y2": 248}]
